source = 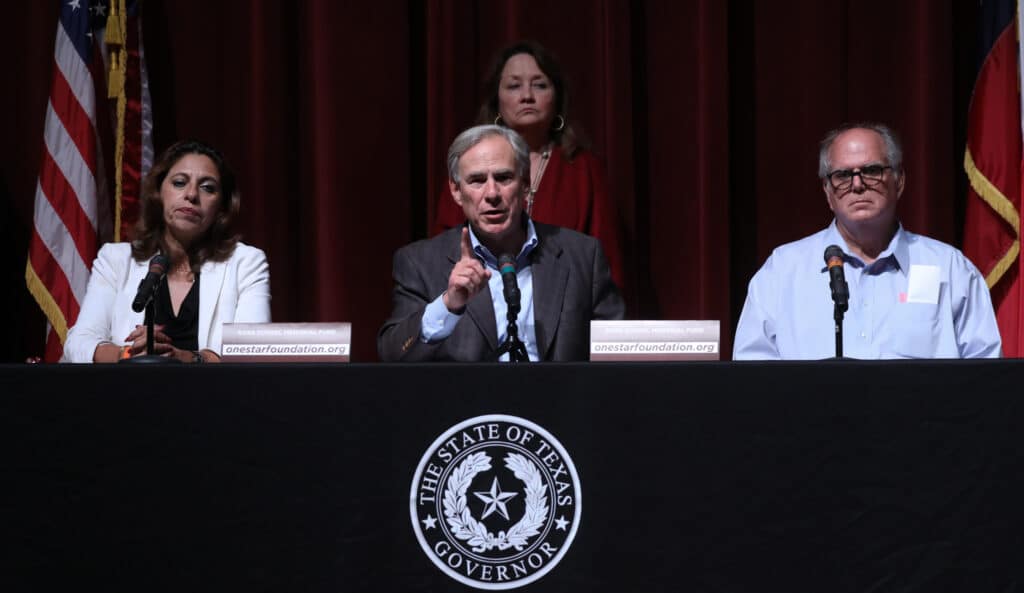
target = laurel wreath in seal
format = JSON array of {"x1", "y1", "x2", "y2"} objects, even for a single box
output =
[{"x1": 442, "y1": 451, "x2": 549, "y2": 553}]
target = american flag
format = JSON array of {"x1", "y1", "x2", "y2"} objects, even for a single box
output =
[{"x1": 25, "y1": 0, "x2": 151, "y2": 362}]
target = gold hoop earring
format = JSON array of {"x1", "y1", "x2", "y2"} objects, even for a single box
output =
[
  {"x1": 494, "y1": 115, "x2": 503, "y2": 126},
  {"x1": 553, "y1": 115, "x2": 565, "y2": 132}
]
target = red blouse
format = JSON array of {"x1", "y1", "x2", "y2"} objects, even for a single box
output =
[{"x1": 432, "y1": 146, "x2": 624, "y2": 289}]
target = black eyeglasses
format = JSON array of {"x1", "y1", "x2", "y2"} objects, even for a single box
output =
[{"x1": 826, "y1": 165, "x2": 892, "y2": 190}]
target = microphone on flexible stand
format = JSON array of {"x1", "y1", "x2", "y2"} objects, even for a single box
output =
[
  {"x1": 122, "y1": 254, "x2": 179, "y2": 364},
  {"x1": 493, "y1": 254, "x2": 529, "y2": 362},
  {"x1": 132, "y1": 254, "x2": 169, "y2": 313},
  {"x1": 824, "y1": 245, "x2": 849, "y2": 359}
]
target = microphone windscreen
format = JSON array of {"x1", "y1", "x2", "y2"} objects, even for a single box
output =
[
  {"x1": 824, "y1": 245, "x2": 845, "y2": 266},
  {"x1": 498, "y1": 254, "x2": 516, "y2": 274},
  {"x1": 149, "y1": 254, "x2": 170, "y2": 274}
]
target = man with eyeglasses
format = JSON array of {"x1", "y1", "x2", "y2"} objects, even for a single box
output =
[{"x1": 734, "y1": 123, "x2": 1001, "y2": 360}]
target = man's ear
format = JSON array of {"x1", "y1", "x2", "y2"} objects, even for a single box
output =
[
  {"x1": 823, "y1": 181, "x2": 836, "y2": 213},
  {"x1": 449, "y1": 179, "x2": 463, "y2": 207}
]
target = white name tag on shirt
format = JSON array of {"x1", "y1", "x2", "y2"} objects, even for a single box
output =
[
  {"x1": 906, "y1": 265, "x2": 940, "y2": 304},
  {"x1": 221, "y1": 322, "x2": 351, "y2": 362}
]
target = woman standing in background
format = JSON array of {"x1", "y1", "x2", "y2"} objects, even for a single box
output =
[{"x1": 432, "y1": 40, "x2": 624, "y2": 288}]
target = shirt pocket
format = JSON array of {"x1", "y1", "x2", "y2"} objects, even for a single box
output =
[{"x1": 888, "y1": 301, "x2": 941, "y2": 358}]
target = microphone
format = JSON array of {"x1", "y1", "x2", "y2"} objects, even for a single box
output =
[
  {"x1": 823, "y1": 245, "x2": 849, "y2": 312},
  {"x1": 498, "y1": 254, "x2": 520, "y2": 308},
  {"x1": 131, "y1": 254, "x2": 170, "y2": 312},
  {"x1": 495, "y1": 253, "x2": 528, "y2": 362}
]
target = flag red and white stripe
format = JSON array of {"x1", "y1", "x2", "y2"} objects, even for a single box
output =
[
  {"x1": 26, "y1": 0, "x2": 152, "y2": 362},
  {"x1": 26, "y1": 0, "x2": 107, "y2": 362}
]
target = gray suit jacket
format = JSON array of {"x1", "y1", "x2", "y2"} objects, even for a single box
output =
[{"x1": 377, "y1": 222, "x2": 624, "y2": 361}]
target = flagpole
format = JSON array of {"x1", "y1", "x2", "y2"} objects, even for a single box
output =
[{"x1": 106, "y1": 0, "x2": 128, "y2": 242}]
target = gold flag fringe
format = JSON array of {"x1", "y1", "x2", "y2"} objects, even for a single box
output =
[{"x1": 106, "y1": 0, "x2": 128, "y2": 241}]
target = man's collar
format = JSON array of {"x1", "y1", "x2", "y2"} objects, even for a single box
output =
[
  {"x1": 467, "y1": 217, "x2": 539, "y2": 268},
  {"x1": 824, "y1": 220, "x2": 908, "y2": 274},
  {"x1": 887, "y1": 224, "x2": 910, "y2": 274}
]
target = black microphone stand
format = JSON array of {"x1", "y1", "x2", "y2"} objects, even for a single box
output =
[
  {"x1": 824, "y1": 246, "x2": 850, "y2": 360},
  {"x1": 833, "y1": 300, "x2": 847, "y2": 359},
  {"x1": 121, "y1": 277, "x2": 179, "y2": 364},
  {"x1": 494, "y1": 300, "x2": 529, "y2": 362}
]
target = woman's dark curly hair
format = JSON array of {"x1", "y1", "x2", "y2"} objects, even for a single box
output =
[
  {"x1": 475, "y1": 40, "x2": 585, "y2": 159},
  {"x1": 131, "y1": 140, "x2": 241, "y2": 269}
]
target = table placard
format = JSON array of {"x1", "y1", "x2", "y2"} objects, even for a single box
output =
[
  {"x1": 221, "y1": 322, "x2": 351, "y2": 362},
  {"x1": 590, "y1": 320, "x2": 720, "y2": 361}
]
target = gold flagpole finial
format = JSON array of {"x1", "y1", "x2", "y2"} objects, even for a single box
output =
[{"x1": 104, "y1": 0, "x2": 124, "y2": 46}]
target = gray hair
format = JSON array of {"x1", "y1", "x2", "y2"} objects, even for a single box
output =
[
  {"x1": 818, "y1": 122, "x2": 903, "y2": 180},
  {"x1": 447, "y1": 125, "x2": 531, "y2": 186}
]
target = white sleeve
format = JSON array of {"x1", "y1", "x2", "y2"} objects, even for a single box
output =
[
  {"x1": 732, "y1": 254, "x2": 781, "y2": 361},
  {"x1": 953, "y1": 253, "x2": 1002, "y2": 358},
  {"x1": 420, "y1": 293, "x2": 462, "y2": 342},
  {"x1": 232, "y1": 245, "x2": 272, "y2": 323},
  {"x1": 62, "y1": 245, "x2": 126, "y2": 363}
]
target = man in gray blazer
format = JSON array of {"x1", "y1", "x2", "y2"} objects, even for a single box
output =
[{"x1": 378, "y1": 125, "x2": 623, "y2": 362}]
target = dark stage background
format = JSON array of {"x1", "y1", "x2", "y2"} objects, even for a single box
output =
[{"x1": 0, "y1": 1, "x2": 981, "y2": 362}]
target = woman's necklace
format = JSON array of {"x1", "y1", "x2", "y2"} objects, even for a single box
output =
[
  {"x1": 526, "y1": 144, "x2": 552, "y2": 215},
  {"x1": 169, "y1": 261, "x2": 195, "y2": 283}
]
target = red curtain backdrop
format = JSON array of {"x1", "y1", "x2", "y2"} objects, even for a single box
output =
[{"x1": 0, "y1": 0, "x2": 981, "y2": 362}]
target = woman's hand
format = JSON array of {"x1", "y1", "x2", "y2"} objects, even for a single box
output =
[
  {"x1": 164, "y1": 346, "x2": 200, "y2": 363},
  {"x1": 123, "y1": 324, "x2": 174, "y2": 357},
  {"x1": 119, "y1": 326, "x2": 218, "y2": 363}
]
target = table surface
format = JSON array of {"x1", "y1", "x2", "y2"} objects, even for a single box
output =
[{"x1": 4, "y1": 360, "x2": 1023, "y2": 592}]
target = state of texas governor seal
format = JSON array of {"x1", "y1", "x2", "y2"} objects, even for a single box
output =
[{"x1": 410, "y1": 414, "x2": 582, "y2": 590}]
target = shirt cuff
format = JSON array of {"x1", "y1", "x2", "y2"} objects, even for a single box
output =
[{"x1": 421, "y1": 293, "x2": 463, "y2": 343}]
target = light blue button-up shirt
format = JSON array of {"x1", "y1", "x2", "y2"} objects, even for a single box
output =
[
  {"x1": 420, "y1": 220, "x2": 541, "y2": 361},
  {"x1": 733, "y1": 222, "x2": 1002, "y2": 360}
]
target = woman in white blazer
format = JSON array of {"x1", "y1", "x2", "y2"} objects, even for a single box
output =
[{"x1": 64, "y1": 140, "x2": 271, "y2": 363}]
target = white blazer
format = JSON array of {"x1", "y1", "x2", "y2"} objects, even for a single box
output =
[{"x1": 63, "y1": 242, "x2": 271, "y2": 362}]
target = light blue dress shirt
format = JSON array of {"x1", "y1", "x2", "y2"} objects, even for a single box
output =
[
  {"x1": 420, "y1": 221, "x2": 541, "y2": 361},
  {"x1": 733, "y1": 222, "x2": 1002, "y2": 360}
]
